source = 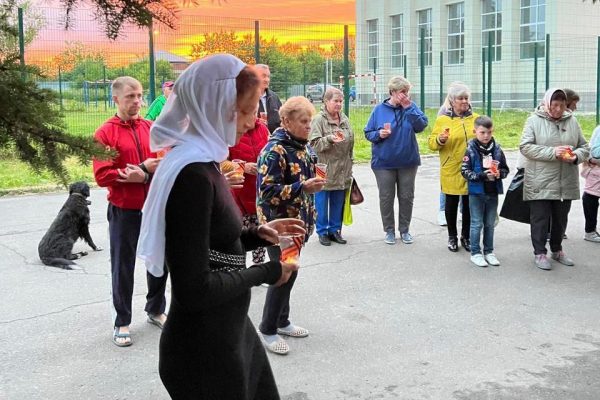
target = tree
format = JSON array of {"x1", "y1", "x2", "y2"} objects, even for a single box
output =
[{"x1": 1, "y1": 0, "x2": 218, "y2": 185}]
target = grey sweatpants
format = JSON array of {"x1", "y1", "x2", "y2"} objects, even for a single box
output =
[{"x1": 373, "y1": 166, "x2": 418, "y2": 233}]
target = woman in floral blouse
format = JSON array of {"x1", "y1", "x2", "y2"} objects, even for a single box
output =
[{"x1": 256, "y1": 96, "x2": 325, "y2": 355}]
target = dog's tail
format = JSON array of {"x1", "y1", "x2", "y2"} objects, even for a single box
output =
[{"x1": 40, "y1": 257, "x2": 76, "y2": 270}]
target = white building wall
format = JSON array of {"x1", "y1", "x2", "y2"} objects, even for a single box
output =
[{"x1": 355, "y1": 0, "x2": 600, "y2": 110}]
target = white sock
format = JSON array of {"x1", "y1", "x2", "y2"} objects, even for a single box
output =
[{"x1": 262, "y1": 333, "x2": 279, "y2": 344}]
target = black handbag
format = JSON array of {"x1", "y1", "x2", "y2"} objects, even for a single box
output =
[
  {"x1": 499, "y1": 168, "x2": 530, "y2": 224},
  {"x1": 350, "y1": 178, "x2": 364, "y2": 205}
]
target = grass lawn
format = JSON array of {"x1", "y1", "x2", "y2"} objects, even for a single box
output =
[{"x1": 0, "y1": 106, "x2": 597, "y2": 193}]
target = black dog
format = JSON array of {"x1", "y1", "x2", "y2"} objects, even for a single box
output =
[{"x1": 38, "y1": 181, "x2": 102, "y2": 269}]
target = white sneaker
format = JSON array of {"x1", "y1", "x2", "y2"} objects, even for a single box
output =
[
  {"x1": 584, "y1": 231, "x2": 600, "y2": 243},
  {"x1": 470, "y1": 254, "x2": 488, "y2": 267},
  {"x1": 484, "y1": 253, "x2": 500, "y2": 266},
  {"x1": 437, "y1": 210, "x2": 447, "y2": 226}
]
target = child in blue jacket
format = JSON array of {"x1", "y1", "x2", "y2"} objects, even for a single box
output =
[{"x1": 461, "y1": 115, "x2": 509, "y2": 267}]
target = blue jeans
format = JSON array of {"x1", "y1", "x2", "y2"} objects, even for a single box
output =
[
  {"x1": 468, "y1": 194, "x2": 498, "y2": 255},
  {"x1": 315, "y1": 189, "x2": 345, "y2": 236}
]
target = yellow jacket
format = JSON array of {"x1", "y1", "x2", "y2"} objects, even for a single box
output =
[{"x1": 428, "y1": 111, "x2": 478, "y2": 195}]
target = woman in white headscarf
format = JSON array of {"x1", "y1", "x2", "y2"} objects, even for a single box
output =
[
  {"x1": 520, "y1": 88, "x2": 588, "y2": 271},
  {"x1": 137, "y1": 54, "x2": 304, "y2": 399}
]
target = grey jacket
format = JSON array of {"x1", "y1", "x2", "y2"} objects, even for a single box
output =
[
  {"x1": 309, "y1": 108, "x2": 354, "y2": 191},
  {"x1": 519, "y1": 107, "x2": 589, "y2": 201}
]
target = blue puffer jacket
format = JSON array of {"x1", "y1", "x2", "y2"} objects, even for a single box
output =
[
  {"x1": 460, "y1": 138, "x2": 509, "y2": 195},
  {"x1": 364, "y1": 99, "x2": 428, "y2": 169}
]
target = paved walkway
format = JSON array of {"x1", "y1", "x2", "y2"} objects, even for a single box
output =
[{"x1": 1, "y1": 151, "x2": 599, "y2": 399}]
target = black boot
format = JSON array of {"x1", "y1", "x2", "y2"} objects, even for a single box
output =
[
  {"x1": 328, "y1": 231, "x2": 347, "y2": 244},
  {"x1": 318, "y1": 235, "x2": 331, "y2": 246},
  {"x1": 448, "y1": 236, "x2": 458, "y2": 252},
  {"x1": 460, "y1": 237, "x2": 471, "y2": 252}
]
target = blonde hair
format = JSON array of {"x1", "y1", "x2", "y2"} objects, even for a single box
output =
[
  {"x1": 388, "y1": 75, "x2": 411, "y2": 93},
  {"x1": 111, "y1": 76, "x2": 142, "y2": 95},
  {"x1": 279, "y1": 96, "x2": 315, "y2": 123},
  {"x1": 442, "y1": 81, "x2": 471, "y2": 110},
  {"x1": 323, "y1": 87, "x2": 343, "y2": 102}
]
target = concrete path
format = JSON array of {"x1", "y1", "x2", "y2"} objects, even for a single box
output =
[{"x1": 1, "y1": 152, "x2": 599, "y2": 400}]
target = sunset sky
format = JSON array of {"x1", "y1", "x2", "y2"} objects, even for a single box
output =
[{"x1": 28, "y1": 0, "x2": 356, "y2": 67}]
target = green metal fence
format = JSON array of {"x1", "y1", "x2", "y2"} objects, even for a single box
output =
[{"x1": 19, "y1": 6, "x2": 600, "y2": 138}]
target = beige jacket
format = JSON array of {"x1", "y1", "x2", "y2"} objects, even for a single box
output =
[
  {"x1": 309, "y1": 108, "x2": 354, "y2": 190},
  {"x1": 519, "y1": 107, "x2": 589, "y2": 201}
]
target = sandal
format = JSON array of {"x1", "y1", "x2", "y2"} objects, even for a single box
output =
[
  {"x1": 147, "y1": 313, "x2": 167, "y2": 330},
  {"x1": 112, "y1": 327, "x2": 132, "y2": 347},
  {"x1": 277, "y1": 324, "x2": 309, "y2": 338}
]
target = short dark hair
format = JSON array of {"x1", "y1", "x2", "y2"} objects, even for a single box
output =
[
  {"x1": 236, "y1": 65, "x2": 260, "y2": 102},
  {"x1": 474, "y1": 115, "x2": 493, "y2": 130},
  {"x1": 564, "y1": 88, "x2": 580, "y2": 104}
]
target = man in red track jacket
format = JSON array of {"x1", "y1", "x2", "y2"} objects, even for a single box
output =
[{"x1": 93, "y1": 76, "x2": 168, "y2": 347}]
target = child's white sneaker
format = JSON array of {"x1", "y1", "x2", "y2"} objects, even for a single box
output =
[
  {"x1": 484, "y1": 253, "x2": 500, "y2": 266},
  {"x1": 470, "y1": 254, "x2": 488, "y2": 267}
]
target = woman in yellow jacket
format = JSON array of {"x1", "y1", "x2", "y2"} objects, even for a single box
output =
[{"x1": 429, "y1": 82, "x2": 478, "y2": 252}]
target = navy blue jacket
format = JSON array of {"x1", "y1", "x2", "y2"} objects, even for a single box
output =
[
  {"x1": 364, "y1": 99, "x2": 428, "y2": 169},
  {"x1": 461, "y1": 138, "x2": 509, "y2": 195}
]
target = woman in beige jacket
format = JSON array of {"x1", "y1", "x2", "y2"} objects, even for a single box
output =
[
  {"x1": 520, "y1": 88, "x2": 589, "y2": 270},
  {"x1": 309, "y1": 87, "x2": 354, "y2": 246}
]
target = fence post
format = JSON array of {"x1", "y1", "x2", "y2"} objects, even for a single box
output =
[
  {"x1": 254, "y1": 21, "x2": 260, "y2": 64},
  {"x1": 420, "y1": 29, "x2": 425, "y2": 111},
  {"x1": 343, "y1": 25, "x2": 350, "y2": 116},
  {"x1": 18, "y1": 7, "x2": 25, "y2": 79},
  {"x1": 545, "y1": 33, "x2": 550, "y2": 91},
  {"x1": 482, "y1": 51, "x2": 486, "y2": 111},
  {"x1": 103, "y1": 64, "x2": 107, "y2": 111},
  {"x1": 303, "y1": 63, "x2": 307, "y2": 98},
  {"x1": 487, "y1": 31, "x2": 492, "y2": 117},
  {"x1": 533, "y1": 42, "x2": 538, "y2": 109},
  {"x1": 323, "y1": 60, "x2": 327, "y2": 93},
  {"x1": 597, "y1": 37, "x2": 600, "y2": 126},
  {"x1": 148, "y1": 20, "x2": 156, "y2": 103},
  {"x1": 439, "y1": 51, "x2": 443, "y2": 107},
  {"x1": 284, "y1": 65, "x2": 288, "y2": 99},
  {"x1": 58, "y1": 66, "x2": 64, "y2": 111},
  {"x1": 403, "y1": 54, "x2": 407, "y2": 79}
]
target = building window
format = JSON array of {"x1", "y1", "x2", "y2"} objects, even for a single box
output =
[
  {"x1": 481, "y1": 0, "x2": 502, "y2": 61},
  {"x1": 367, "y1": 19, "x2": 378, "y2": 70},
  {"x1": 417, "y1": 9, "x2": 432, "y2": 66},
  {"x1": 520, "y1": 0, "x2": 545, "y2": 59},
  {"x1": 391, "y1": 14, "x2": 404, "y2": 68},
  {"x1": 447, "y1": 3, "x2": 464, "y2": 64}
]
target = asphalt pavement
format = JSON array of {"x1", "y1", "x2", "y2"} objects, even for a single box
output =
[{"x1": 1, "y1": 151, "x2": 599, "y2": 400}]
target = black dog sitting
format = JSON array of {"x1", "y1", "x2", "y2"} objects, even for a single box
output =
[{"x1": 38, "y1": 181, "x2": 102, "y2": 269}]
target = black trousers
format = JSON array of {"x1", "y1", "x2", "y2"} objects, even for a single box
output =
[
  {"x1": 528, "y1": 199, "x2": 571, "y2": 255},
  {"x1": 582, "y1": 192, "x2": 599, "y2": 233},
  {"x1": 259, "y1": 246, "x2": 297, "y2": 335},
  {"x1": 108, "y1": 204, "x2": 168, "y2": 327},
  {"x1": 445, "y1": 194, "x2": 470, "y2": 239}
]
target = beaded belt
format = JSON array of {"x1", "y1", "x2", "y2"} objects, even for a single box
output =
[{"x1": 208, "y1": 249, "x2": 246, "y2": 272}]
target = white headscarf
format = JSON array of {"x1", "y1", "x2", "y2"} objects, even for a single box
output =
[
  {"x1": 542, "y1": 88, "x2": 566, "y2": 114},
  {"x1": 137, "y1": 54, "x2": 246, "y2": 277}
]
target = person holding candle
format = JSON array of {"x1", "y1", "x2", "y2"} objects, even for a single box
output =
[
  {"x1": 309, "y1": 87, "x2": 355, "y2": 246},
  {"x1": 364, "y1": 76, "x2": 428, "y2": 245},
  {"x1": 429, "y1": 82, "x2": 478, "y2": 253},
  {"x1": 461, "y1": 116, "x2": 509, "y2": 267},
  {"x1": 256, "y1": 96, "x2": 325, "y2": 355},
  {"x1": 520, "y1": 88, "x2": 589, "y2": 270}
]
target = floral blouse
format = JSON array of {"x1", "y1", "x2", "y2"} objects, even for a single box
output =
[{"x1": 256, "y1": 128, "x2": 317, "y2": 241}]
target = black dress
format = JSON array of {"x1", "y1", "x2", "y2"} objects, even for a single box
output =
[{"x1": 159, "y1": 162, "x2": 282, "y2": 400}]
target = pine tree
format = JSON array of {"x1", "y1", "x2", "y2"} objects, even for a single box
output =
[{"x1": 1, "y1": 0, "x2": 224, "y2": 185}]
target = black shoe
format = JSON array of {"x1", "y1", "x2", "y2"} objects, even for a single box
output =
[
  {"x1": 460, "y1": 237, "x2": 471, "y2": 252},
  {"x1": 328, "y1": 231, "x2": 347, "y2": 244},
  {"x1": 448, "y1": 236, "x2": 458, "y2": 252},
  {"x1": 318, "y1": 235, "x2": 331, "y2": 246}
]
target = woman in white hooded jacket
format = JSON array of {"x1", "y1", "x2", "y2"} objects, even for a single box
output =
[{"x1": 519, "y1": 88, "x2": 589, "y2": 270}]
